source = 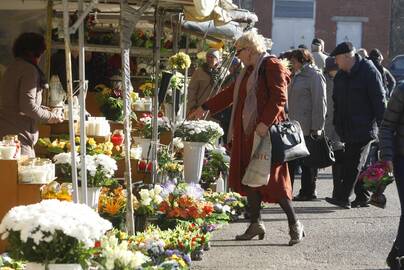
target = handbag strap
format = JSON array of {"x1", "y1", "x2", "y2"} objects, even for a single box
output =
[{"x1": 259, "y1": 57, "x2": 289, "y2": 118}]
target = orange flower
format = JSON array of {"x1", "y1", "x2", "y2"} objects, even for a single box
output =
[
  {"x1": 178, "y1": 195, "x2": 192, "y2": 208},
  {"x1": 179, "y1": 208, "x2": 188, "y2": 219},
  {"x1": 168, "y1": 207, "x2": 181, "y2": 218},
  {"x1": 159, "y1": 201, "x2": 170, "y2": 213},
  {"x1": 188, "y1": 206, "x2": 199, "y2": 219}
]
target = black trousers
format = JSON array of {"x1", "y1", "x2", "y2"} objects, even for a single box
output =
[
  {"x1": 336, "y1": 141, "x2": 372, "y2": 202},
  {"x1": 288, "y1": 158, "x2": 318, "y2": 197}
]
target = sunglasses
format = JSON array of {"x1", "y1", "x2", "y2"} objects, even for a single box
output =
[{"x1": 236, "y1": 47, "x2": 246, "y2": 56}]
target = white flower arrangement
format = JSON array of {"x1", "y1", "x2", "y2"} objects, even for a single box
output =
[
  {"x1": 134, "y1": 185, "x2": 164, "y2": 216},
  {"x1": 0, "y1": 200, "x2": 111, "y2": 264},
  {"x1": 138, "y1": 116, "x2": 171, "y2": 139},
  {"x1": 53, "y1": 153, "x2": 117, "y2": 187},
  {"x1": 53, "y1": 152, "x2": 79, "y2": 165},
  {"x1": 139, "y1": 185, "x2": 163, "y2": 207},
  {"x1": 175, "y1": 120, "x2": 224, "y2": 143},
  {"x1": 98, "y1": 234, "x2": 149, "y2": 270}
]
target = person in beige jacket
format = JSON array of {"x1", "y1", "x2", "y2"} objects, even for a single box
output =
[
  {"x1": 186, "y1": 49, "x2": 221, "y2": 115},
  {"x1": 0, "y1": 33, "x2": 63, "y2": 157}
]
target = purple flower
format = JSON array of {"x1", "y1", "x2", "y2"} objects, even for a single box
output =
[
  {"x1": 161, "y1": 180, "x2": 176, "y2": 198},
  {"x1": 185, "y1": 183, "x2": 204, "y2": 200}
]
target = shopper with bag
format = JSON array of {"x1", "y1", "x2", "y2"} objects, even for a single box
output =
[
  {"x1": 287, "y1": 48, "x2": 327, "y2": 201},
  {"x1": 188, "y1": 31, "x2": 304, "y2": 245},
  {"x1": 379, "y1": 83, "x2": 404, "y2": 269}
]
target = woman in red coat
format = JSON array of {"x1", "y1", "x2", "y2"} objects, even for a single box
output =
[{"x1": 189, "y1": 31, "x2": 304, "y2": 245}]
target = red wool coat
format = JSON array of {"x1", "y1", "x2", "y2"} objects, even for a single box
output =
[{"x1": 205, "y1": 57, "x2": 292, "y2": 203}]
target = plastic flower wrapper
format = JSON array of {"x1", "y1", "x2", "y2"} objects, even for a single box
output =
[
  {"x1": 359, "y1": 160, "x2": 395, "y2": 208},
  {"x1": 185, "y1": 183, "x2": 204, "y2": 200},
  {"x1": 41, "y1": 181, "x2": 73, "y2": 201}
]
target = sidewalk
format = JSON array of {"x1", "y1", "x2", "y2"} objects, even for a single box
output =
[{"x1": 193, "y1": 170, "x2": 399, "y2": 270}]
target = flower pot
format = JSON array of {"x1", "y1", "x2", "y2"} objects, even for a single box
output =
[
  {"x1": 25, "y1": 263, "x2": 82, "y2": 270},
  {"x1": 135, "y1": 215, "x2": 148, "y2": 233},
  {"x1": 191, "y1": 249, "x2": 204, "y2": 261},
  {"x1": 78, "y1": 187, "x2": 101, "y2": 209},
  {"x1": 135, "y1": 137, "x2": 152, "y2": 160},
  {"x1": 183, "y1": 141, "x2": 206, "y2": 183}
]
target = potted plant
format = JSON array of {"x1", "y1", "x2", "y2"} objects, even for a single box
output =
[
  {"x1": 135, "y1": 114, "x2": 171, "y2": 160},
  {"x1": 200, "y1": 146, "x2": 230, "y2": 190},
  {"x1": 98, "y1": 184, "x2": 127, "y2": 230},
  {"x1": 175, "y1": 120, "x2": 224, "y2": 183},
  {"x1": 133, "y1": 185, "x2": 164, "y2": 232},
  {"x1": 53, "y1": 153, "x2": 118, "y2": 209},
  {"x1": 0, "y1": 200, "x2": 112, "y2": 270}
]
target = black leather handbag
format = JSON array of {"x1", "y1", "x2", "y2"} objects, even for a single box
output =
[
  {"x1": 270, "y1": 120, "x2": 310, "y2": 163},
  {"x1": 303, "y1": 133, "x2": 335, "y2": 168}
]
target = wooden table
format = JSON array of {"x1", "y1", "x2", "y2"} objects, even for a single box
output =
[{"x1": 0, "y1": 160, "x2": 42, "y2": 253}]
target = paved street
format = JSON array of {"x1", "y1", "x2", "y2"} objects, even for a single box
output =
[{"x1": 193, "y1": 169, "x2": 400, "y2": 270}]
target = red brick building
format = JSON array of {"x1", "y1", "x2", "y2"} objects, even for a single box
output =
[{"x1": 252, "y1": 0, "x2": 392, "y2": 58}]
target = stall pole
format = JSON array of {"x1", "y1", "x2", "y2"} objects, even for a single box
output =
[
  {"x1": 63, "y1": 0, "x2": 79, "y2": 202},
  {"x1": 78, "y1": 0, "x2": 88, "y2": 205},
  {"x1": 151, "y1": 6, "x2": 162, "y2": 185},
  {"x1": 181, "y1": 33, "x2": 189, "y2": 120}
]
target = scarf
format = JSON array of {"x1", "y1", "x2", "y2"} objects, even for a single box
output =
[{"x1": 227, "y1": 53, "x2": 268, "y2": 143}]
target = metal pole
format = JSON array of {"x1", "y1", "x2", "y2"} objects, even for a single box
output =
[
  {"x1": 78, "y1": 0, "x2": 88, "y2": 205},
  {"x1": 151, "y1": 7, "x2": 162, "y2": 185},
  {"x1": 182, "y1": 33, "x2": 189, "y2": 120},
  {"x1": 63, "y1": 0, "x2": 79, "y2": 203},
  {"x1": 120, "y1": 0, "x2": 135, "y2": 234}
]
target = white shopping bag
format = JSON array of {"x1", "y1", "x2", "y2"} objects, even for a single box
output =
[{"x1": 242, "y1": 132, "x2": 272, "y2": 187}]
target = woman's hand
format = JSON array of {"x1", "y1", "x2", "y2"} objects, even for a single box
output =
[
  {"x1": 188, "y1": 106, "x2": 207, "y2": 120},
  {"x1": 256, "y1": 122, "x2": 269, "y2": 137}
]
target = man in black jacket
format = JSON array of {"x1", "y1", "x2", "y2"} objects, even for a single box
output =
[{"x1": 325, "y1": 42, "x2": 386, "y2": 209}]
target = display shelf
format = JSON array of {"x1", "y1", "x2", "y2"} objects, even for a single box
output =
[{"x1": 52, "y1": 42, "x2": 199, "y2": 57}]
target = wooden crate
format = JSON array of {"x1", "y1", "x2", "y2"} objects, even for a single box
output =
[{"x1": 0, "y1": 160, "x2": 42, "y2": 253}]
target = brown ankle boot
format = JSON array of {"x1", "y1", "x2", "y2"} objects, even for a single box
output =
[
  {"x1": 235, "y1": 222, "x2": 266, "y2": 240},
  {"x1": 289, "y1": 220, "x2": 305, "y2": 246}
]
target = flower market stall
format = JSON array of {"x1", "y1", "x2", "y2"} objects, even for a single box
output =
[{"x1": 0, "y1": 0, "x2": 258, "y2": 268}]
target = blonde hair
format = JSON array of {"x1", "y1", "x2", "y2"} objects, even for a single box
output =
[{"x1": 235, "y1": 30, "x2": 267, "y2": 54}]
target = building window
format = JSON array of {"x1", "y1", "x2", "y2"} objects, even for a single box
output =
[
  {"x1": 274, "y1": 0, "x2": 314, "y2": 19},
  {"x1": 233, "y1": 0, "x2": 253, "y2": 11}
]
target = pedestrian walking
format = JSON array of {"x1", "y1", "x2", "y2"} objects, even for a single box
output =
[
  {"x1": 287, "y1": 48, "x2": 327, "y2": 201},
  {"x1": 189, "y1": 30, "x2": 304, "y2": 245},
  {"x1": 311, "y1": 38, "x2": 328, "y2": 71},
  {"x1": 324, "y1": 57, "x2": 344, "y2": 198},
  {"x1": 325, "y1": 42, "x2": 386, "y2": 209},
  {"x1": 369, "y1": 48, "x2": 396, "y2": 98}
]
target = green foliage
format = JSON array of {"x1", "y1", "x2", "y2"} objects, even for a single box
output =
[{"x1": 8, "y1": 230, "x2": 94, "y2": 267}]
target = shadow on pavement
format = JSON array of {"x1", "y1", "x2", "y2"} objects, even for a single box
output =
[
  {"x1": 211, "y1": 243, "x2": 289, "y2": 247},
  {"x1": 261, "y1": 206, "x2": 338, "y2": 214}
]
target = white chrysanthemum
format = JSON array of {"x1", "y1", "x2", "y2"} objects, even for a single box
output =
[{"x1": 0, "y1": 200, "x2": 111, "y2": 248}]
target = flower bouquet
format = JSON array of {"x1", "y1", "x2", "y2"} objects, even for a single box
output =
[
  {"x1": 0, "y1": 200, "x2": 111, "y2": 269},
  {"x1": 138, "y1": 82, "x2": 154, "y2": 98},
  {"x1": 175, "y1": 120, "x2": 223, "y2": 144},
  {"x1": 358, "y1": 160, "x2": 395, "y2": 208},
  {"x1": 95, "y1": 233, "x2": 150, "y2": 270},
  {"x1": 98, "y1": 185, "x2": 127, "y2": 229},
  {"x1": 167, "y1": 52, "x2": 191, "y2": 71}
]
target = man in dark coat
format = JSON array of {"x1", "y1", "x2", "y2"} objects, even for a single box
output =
[{"x1": 325, "y1": 42, "x2": 386, "y2": 209}]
